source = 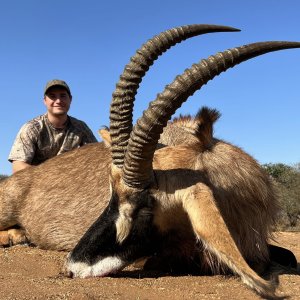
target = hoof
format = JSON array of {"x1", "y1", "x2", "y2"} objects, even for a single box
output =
[
  {"x1": 0, "y1": 231, "x2": 10, "y2": 246},
  {"x1": 0, "y1": 228, "x2": 28, "y2": 247}
]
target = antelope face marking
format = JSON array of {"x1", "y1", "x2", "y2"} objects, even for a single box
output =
[{"x1": 66, "y1": 189, "x2": 158, "y2": 278}]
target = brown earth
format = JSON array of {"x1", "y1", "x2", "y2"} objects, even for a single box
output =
[{"x1": 0, "y1": 232, "x2": 299, "y2": 300}]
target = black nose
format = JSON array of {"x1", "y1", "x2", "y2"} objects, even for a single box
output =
[
  {"x1": 58, "y1": 269, "x2": 74, "y2": 278},
  {"x1": 61, "y1": 259, "x2": 74, "y2": 278},
  {"x1": 62, "y1": 269, "x2": 74, "y2": 278}
]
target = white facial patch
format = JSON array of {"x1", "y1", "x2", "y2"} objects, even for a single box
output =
[
  {"x1": 67, "y1": 256, "x2": 125, "y2": 278},
  {"x1": 115, "y1": 203, "x2": 134, "y2": 244}
]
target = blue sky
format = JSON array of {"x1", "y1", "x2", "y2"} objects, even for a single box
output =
[{"x1": 1, "y1": 0, "x2": 299, "y2": 175}]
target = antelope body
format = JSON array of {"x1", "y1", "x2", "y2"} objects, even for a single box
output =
[{"x1": 1, "y1": 24, "x2": 299, "y2": 298}]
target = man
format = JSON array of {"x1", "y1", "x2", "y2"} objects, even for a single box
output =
[{"x1": 8, "y1": 79, "x2": 98, "y2": 173}]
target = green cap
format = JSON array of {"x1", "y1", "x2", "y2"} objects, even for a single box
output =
[{"x1": 44, "y1": 79, "x2": 71, "y2": 96}]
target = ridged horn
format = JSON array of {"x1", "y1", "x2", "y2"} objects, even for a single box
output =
[
  {"x1": 122, "y1": 41, "x2": 300, "y2": 187},
  {"x1": 109, "y1": 24, "x2": 240, "y2": 168}
]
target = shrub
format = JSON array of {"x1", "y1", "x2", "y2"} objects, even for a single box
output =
[
  {"x1": 263, "y1": 163, "x2": 300, "y2": 231},
  {"x1": 0, "y1": 174, "x2": 8, "y2": 181}
]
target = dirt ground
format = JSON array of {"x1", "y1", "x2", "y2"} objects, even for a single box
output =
[{"x1": 0, "y1": 232, "x2": 299, "y2": 300}]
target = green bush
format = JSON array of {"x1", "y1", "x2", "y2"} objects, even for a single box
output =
[{"x1": 263, "y1": 163, "x2": 300, "y2": 231}]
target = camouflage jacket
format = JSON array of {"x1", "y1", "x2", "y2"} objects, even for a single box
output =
[{"x1": 8, "y1": 114, "x2": 98, "y2": 165}]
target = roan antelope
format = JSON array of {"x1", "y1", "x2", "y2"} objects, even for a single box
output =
[{"x1": 0, "y1": 24, "x2": 299, "y2": 299}]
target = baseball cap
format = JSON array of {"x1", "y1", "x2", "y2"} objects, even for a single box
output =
[{"x1": 44, "y1": 79, "x2": 71, "y2": 96}]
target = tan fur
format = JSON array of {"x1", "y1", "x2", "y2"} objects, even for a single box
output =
[
  {"x1": 182, "y1": 182, "x2": 274, "y2": 296},
  {"x1": 153, "y1": 115, "x2": 277, "y2": 267},
  {"x1": 0, "y1": 142, "x2": 112, "y2": 250},
  {"x1": 146, "y1": 109, "x2": 278, "y2": 298},
  {"x1": 0, "y1": 231, "x2": 9, "y2": 245},
  {"x1": 0, "y1": 108, "x2": 280, "y2": 297},
  {"x1": 99, "y1": 128, "x2": 111, "y2": 146}
]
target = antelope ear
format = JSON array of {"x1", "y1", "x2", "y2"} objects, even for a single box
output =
[{"x1": 99, "y1": 128, "x2": 112, "y2": 147}]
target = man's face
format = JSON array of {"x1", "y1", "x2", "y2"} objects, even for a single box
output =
[{"x1": 44, "y1": 87, "x2": 72, "y2": 116}]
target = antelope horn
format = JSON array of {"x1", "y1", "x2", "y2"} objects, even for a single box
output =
[
  {"x1": 122, "y1": 41, "x2": 300, "y2": 187},
  {"x1": 109, "y1": 24, "x2": 240, "y2": 168}
]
